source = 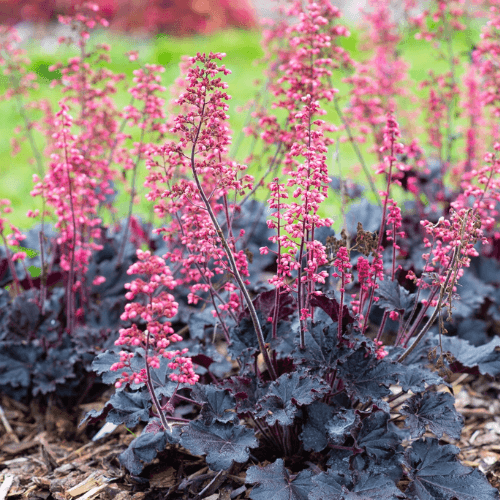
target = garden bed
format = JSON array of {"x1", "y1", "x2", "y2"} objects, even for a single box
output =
[{"x1": 1, "y1": 374, "x2": 499, "y2": 499}]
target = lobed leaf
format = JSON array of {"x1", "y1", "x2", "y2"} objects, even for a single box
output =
[
  {"x1": 438, "y1": 335, "x2": 500, "y2": 377},
  {"x1": 309, "y1": 294, "x2": 354, "y2": 326},
  {"x1": 300, "y1": 401, "x2": 337, "y2": 452},
  {"x1": 344, "y1": 472, "x2": 406, "y2": 499},
  {"x1": 255, "y1": 371, "x2": 330, "y2": 426},
  {"x1": 180, "y1": 420, "x2": 258, "y2": 470},
  {"x1": 405, "y1": 438, "x2": 498, "y2": 500},
  {"x1": 106, "y1": 390, "x2": 151, "y2": 427},
  {"x1": 221, "y1": 374, "x2": 265, "y2": 415},
  {"x1": 309, "y1": 469, "x2": 349, "y2": 500},
  {"x1": 326, "y1": 409, "x2": 360, "y2": 446},
  {"x1": 246, "y1": 458, "x2": 313, "y2": 500},
  {"x1": 376, "y1": 279, "x2": 415, "y2": 317},
  {"x1": 291, "y1": 319, "x2": 344, "y2": 373},
  {"x1": 355, "y1": 412, "x2": 402, "y2": 463},
  {"x1": 191, "y1": 384, "x2": 238, "y2": 425},
  {"x1": 351, "y1": 451, "x2": 404, "y2": 485},
  {"x1": 345, "y1": 199, "x2": 382, "y2": 234},
  {"x1": 338, "y1": 348, "x2": 399, "y2": 410},
  {"x1": 394, "y1": 364, "x2": 446, "y2": 393},
  {"x1": 401, "y1": 391, "x2": 464, "y2": 440},
  {"x1": 119, "y1": 429, "x2": 170, "y2": 475}
]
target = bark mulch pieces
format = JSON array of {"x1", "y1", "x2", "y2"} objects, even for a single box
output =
[{"x1": 0, "y1": 374, "x2": 499, "y2": 499}]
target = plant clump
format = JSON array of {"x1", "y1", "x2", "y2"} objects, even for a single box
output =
[{"x1": 1, "y1": 0, "x2": 500, "y2": 498}]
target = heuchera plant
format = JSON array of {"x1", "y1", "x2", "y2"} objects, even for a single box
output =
[{"x1": 2, "y1": 1, "x2": 500, "y2": 498}]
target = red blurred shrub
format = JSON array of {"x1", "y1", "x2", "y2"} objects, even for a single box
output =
[{"x1": 0, "y1": 0, "x2": 257, "y2": 35}]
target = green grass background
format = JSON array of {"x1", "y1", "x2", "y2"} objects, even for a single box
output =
[{"x1": 0, "y1": 14, "x2": 485, "y2": 239}]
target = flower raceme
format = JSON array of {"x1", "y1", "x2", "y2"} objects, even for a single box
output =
[
  {"x1": 146, "y1": 52, "x2": 254, "y2": 325},
  {"x1": 256, "y1": 1, "x2": 346, "y2": 344},
  {"x1": 113, "y1": 249, "x2": 198, "y2": 387}
]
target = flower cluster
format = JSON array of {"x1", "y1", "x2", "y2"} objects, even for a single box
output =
[
  {"x1": 146, "y1": 52, "x2": 254, "y2": 325},
  {"x1": 331, "y1": 246, "x2": 352, "y2": 291},
  {"x1": 350, "y1": 252, "x2": 384, "y2": 331},
  {"x1": 255, "y1": 1, "x2": 346, "y2": 335},
  {"x1": 265, "y1": 96, "x2": 333, "y2": 308},
  {"x1": 113, "y1": 249, "x2": 198, "y2": 387}
]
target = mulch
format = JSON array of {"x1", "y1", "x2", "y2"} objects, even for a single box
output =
[{"x1": 0, "y1": 374, "x2": 499, "y2": 499}]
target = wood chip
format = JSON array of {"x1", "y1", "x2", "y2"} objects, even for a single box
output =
[
  {"x1": 40, "y1": 443, "x2": 58, "y2": 472},
  {"x1": 77, "y1": 484, "x2": 108, "y2": 500},
  {"x1": 0, "y1": 475, "x2": 14, "y2": 500},
  {"x1": 0, "y1": 457, "x2": 28, "y2": 466},
  {"x1": 0, "y1": 406, "x2": 19, "y2": 444},
  {"x1": 457, "y1": 408, "x2": 492, "y2": 417},
  {"x1": 462, "y1": 460, "x2": 480, "y2": 467},
  {"x1": 1, "y1": 441, "x2": 37, "y2": 455},
  {"x1": 474, "y1": 433, "x2": 499, "y2": 447},
  {"x1": 56, "y1": 442, "x2": 94, "y2": 465},
  {"x1": 67, "y1": 472, "x2": 111, "y2": 498},
  {"x1": 230, "y1": 485, "x2": 247, "y2": 499}
]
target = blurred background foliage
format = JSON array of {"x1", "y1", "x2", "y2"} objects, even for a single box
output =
[{"x1": 0, "y1": 0, "x2": 485, "y2": 231}]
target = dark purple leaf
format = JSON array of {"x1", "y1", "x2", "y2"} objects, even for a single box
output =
[
  {"x1": 376, "y1": 279, "x2": 415, "y2": 316},
  {"x1": 251, "y1": 289, "x2": 295, "y2": 323},
  {"x1": 310, "y1": 294, "x2": 354, "y2": 326},
  {"x1": 300, "y1": 401, "x2": 336, "y2": 452},
  {"x1": 189, "y1": 307, "x2": 216, "y2": 340},
  {"x1": 456, "y1": 318, "x2": 489, "y2": 347},
  {"x1": 309, "y1": 469, "x2": 347, "y2": 500},
  {"x1": 221, "y1": 374, "x2": 264, "y2": 415},
  {"x1": 255, "y1": 394, "x2": 297, "y2": 427},
  {"x1": 327, "y1": 448, "x2": 353, "y2": 477},
  {"x1": 330, "y1": 177, "x2": 366, "y2": 199},
  {"x1": 80, "y1": 404, "x2": 112, "y2": 427},
  {"x1": 180, "y1": 420, "x2": 258, "y2": 470},
  {"x1": 246, "y1": 459, "x2": 313, "y2": 500},
  {"x1": 351, "y1": 450, "x2": 404, "y2": 484},
  {"x1": 269, "y1": 319, "x2": 299, "y2": 358},
  {"x1": 343, "y1": 472, "x2": 405, "y2": 499},
  {"x1": 191, "y1": 385, "x2": 238, "y2": 424},
  {"x1": 452, "y1": 270, "x2": 494, "y2": 318},
  {"x1": 345, "y1": 199, "x2": 382, "y2": 234},
  {"x1": 106, "y1": 390, "x2": 151, "y2": 427},
  {"x1": 0, "y1": 343, "x2": 41, "y2": 389},
  {"x1": 338, "y1": 348, "x2": 399, "y2": 410},
  {"x1": 33, "y1": 353, "x2": 77, "y2": 395},
  {"x1": 401, "y1": 391, "x2": 464, "y2": 440},
  {"x1": 119, "y1": 430, "x2": 168, "y2": 475},
  {"x1": 92, "y1": 349, "x2": 122, "y2": 385},
  {"x1": 405, "y1": 438, "x2": 498, "y2": 500},
  {"x1": 92, "y1": 349, "x2": 183, "y2": 397},
  {"x1": 395, "y1": 364, "x2": 446, "y2": 393},
  {"x1": 326, "y1": 409, "x2": 359, "y2": 446},
  {"x1": 5, "y1": 291, "x2": 41, "y2": 337},
  {"x1": 439, "y1": 335, "x2": 500, "y2": 377},
  {"x1": 291, "y1": 319, "x2": 344, "y2": 372},
  {"x1": 356, "y1": 412, "x2": 402, "y2": 462},
  {"x1": 23, "y1": 270, "x2": 63, "y2": 290},
  {"x1": 227, "y1": 316, "x2": 261, "y2": 366},
  {"x1": 255, "y1": 371, "x2": 329, "y2": 426},
  {"x1": 190, "y1": 353, "x2": 214, "y2": 370},
  {"x1": 473, "y1": 255, "x2": 500, "y2": 284},
  {"x1": 228, "y1": 313, "x2": 297, "y2": 367}
]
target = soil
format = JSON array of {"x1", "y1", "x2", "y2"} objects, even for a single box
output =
[{"x1": 1, "y1": 373, "x2": 499, "y2": 499}]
